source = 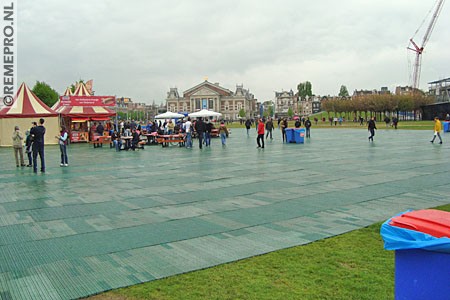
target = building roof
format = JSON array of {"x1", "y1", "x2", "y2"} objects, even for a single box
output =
[
  {"x1": 183, "y1": 81, "x2": 233, "y2": 97},
  {"x1": 0, "y1": 82, "x2": 58, "y2": 118},
  {"x1": 428, "y1": 77, "x2": 450, "y2": 85}
]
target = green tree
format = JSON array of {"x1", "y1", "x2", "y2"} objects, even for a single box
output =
[
  {"x1": 297, "y1": 81, "x2": 312, "y2": 100},
  {"x1": 287, "y1": 107, "x2": 294, "y2": 118},
  {"x1": 32, "y1": 81, "x2": 59, "y2": 108},
  {"x1": 268, "y1": 105, "x2": 274, "y2": 117},
  {"x1": 238, "y1": 108, "x2": 246, "y2": 118},
  {"x1": 338, "y1": 85, "x2": 349, "y2": 98}
]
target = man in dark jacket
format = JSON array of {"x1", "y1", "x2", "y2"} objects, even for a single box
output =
[
  {"x1": 30, "y1": 118, "x2": 46, "y2": 173},
  {"x1": 368, "y1": 117, "x2": 377, "y2": 142},
  {"x1": 245, "y1": 119, "x2": 252, "y2": 136},
  {"x1": 195, "y1": 117, "x2": 206, "y2": 149},
  {"x1": 96, "y1": 123, "x2": 104, "y2": 136},
  {"x1": 265, "y1": 117, "x2": 274, "y2": 140},
  {"x1": 205, "y1": 120, "x2": 214, "y2": 147},
  {"x1": 304, "y1": 117, "x2": 312, "y2": 138}
]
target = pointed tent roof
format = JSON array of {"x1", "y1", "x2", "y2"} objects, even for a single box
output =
[
  {"x1": 73, "y1": 82, "x2": 92, "y2": 96},
  {"x1": 0, "y1": 82, "x2": 58, "y2": 118},
  {"x1": 51, "y1": 87, "x2": 72, "y2": 110},
  {"x1": 63, "y1": 87, "x2": 73, "y2": 96}
]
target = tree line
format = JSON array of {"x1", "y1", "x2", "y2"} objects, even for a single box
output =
[{"x1": 321, "y1": 94, "x2": 434, "y2": 121}]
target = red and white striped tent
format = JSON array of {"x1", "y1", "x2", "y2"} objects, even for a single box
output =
[
  {"x1": 0, "y1": 82, "x2": 60, "y2": 146},
  {"x1": 73, "y1": 82, "x2": 91, "y2": 96},
  {"x1": 51, "y1": 87, "x2": 73, "y2": 110}
]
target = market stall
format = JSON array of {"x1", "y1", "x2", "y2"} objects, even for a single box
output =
[{"x1": 56, "y1": 94, "x2": 116, "y2": 143}]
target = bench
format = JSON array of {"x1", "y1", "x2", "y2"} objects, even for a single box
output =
[{"x1": 156, "y1": 135, "x2": 185, "y2": 147}]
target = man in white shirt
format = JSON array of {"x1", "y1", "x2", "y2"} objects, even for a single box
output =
[{"x1": 184, "y1": 117, "x2": 192, "y2": 148}]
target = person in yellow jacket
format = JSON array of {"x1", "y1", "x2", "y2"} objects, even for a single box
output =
[{"x1": 430, "y1": 117, "x2": 443, "y2": 144}]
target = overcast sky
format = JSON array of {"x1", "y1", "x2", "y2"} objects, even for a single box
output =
[{"x1": 17, "y1": 0, "x2": 450, "y2": 104}]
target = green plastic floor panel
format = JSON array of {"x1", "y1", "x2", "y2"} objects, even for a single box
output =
[{"x1": 0, "y1": 128, "x2": 449, "y2": 299}]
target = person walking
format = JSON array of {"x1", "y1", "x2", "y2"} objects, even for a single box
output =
[
  {"x1": 30, "y1": 118, "x2": 46, "y2": 173},
  {"x1": 368, "y1": 117, "x2": 377, "y2": 142},
  {"x1": 195, "y1": 117, "x2": 206, "y2": 149},
  {"x1": 24, "y1": 130, "x2": 33, "y2": 167},
  {"x1": 12, "y1": 125, "x2": 25, "y2": 167},
  {"x1": 430, "y1": 117, "x2": 443, "y2": 144},
  {"x1": 184, "y1": 117, "x2": 193, "y2": 148},
  {"x1": 245, "y1": 119, "x2": 252, "y2": 136},
  {"x1": 304, "y1": 117, "x2": 312, "y2": 138},
  {"x1": 56, "y1": 125, "x2": 69, "y2": 166},
  {"x1": 392, "y1": 117, "x2": 398, "y2": 129},
  {"x1": 281, "y1": 118, "x2": 288, "y2": 143},
  {"x1": 218, "y1": 121, "x2": 229, "y2": 146},
  {"x1": 265, "y1": 117, "x2": 274, "y2": 140},
  {"x1": 205, "y1": 119, "x2": 214, "y2": 147},
  {"x1": 256, "y1": 118, "x2": 265, "y2": 149}
]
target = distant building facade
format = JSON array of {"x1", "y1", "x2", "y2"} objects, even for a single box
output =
[
  {"x1": 275, "y1": 90, "x2": 296, "y2": 115},
  {"x1": 299, "y1": 96, "x2": 321, "y2": 115},
  {"x1": 275, "y1": 90, "x2": 321, "y2": 117},
  {"x1": 395, "y1": 86, "x2": 414, "y2": 95},
  {"x1": 166, "y1": 81, "x2": 257, "y2": 119},
  {"x1": 428, "y1": 77, "x2": 450, "y2": 103},
  {"x1": 353, "y1": 87, "x2": 391, "y2": 97}
]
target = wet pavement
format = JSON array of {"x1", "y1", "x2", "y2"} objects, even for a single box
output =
[{"x1": 0, "y1": 128, "x2": 448, "y2": 299}]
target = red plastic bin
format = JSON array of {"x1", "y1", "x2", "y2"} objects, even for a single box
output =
[{"x1": 389, "y1": 209, "x2": 450, "y2": 238}]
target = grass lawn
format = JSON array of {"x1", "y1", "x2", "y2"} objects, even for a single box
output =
[{"x1": 87, "y1": 204, "x2": 450, "y2": 300}]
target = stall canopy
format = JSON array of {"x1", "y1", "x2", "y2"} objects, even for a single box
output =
[
  {"x1": 56, "y1": 105, "x2": 115, "y2": 120},
  {"x1": 0, "y1": 82, "x2": 59, "y2": 146}
]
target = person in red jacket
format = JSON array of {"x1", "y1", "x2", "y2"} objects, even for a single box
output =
[{"x1": 257, "y1": 118, "x2": 265, "y2": 149}]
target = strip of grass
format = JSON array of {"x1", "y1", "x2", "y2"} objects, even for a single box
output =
[{"x1": 88, "y1": 204, "x2": 450, "y2": 300}]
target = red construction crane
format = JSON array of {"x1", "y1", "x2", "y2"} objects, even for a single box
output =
[{"x1": 408, "y1": 0, "x2": 445, "y2": 91}]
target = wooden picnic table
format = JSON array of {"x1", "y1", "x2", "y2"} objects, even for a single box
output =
[
  {"x1": 90, "y1": 136, "x2": 112, "y2": 148},
  {"x1": 156, "y1": 134, "x2": 185, "y2": 147}
]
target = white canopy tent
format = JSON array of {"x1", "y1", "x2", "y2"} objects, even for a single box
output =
[
  {"x1": 155, "y1": 112, "x2": 185, "y2": 119},
  {"x1": 188, "y1": 109, "x2": 222, "y2": 118}
]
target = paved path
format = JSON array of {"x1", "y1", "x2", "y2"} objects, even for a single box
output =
[{"x1": 0, "y1": 128, "x2": 448, "y2": 299}]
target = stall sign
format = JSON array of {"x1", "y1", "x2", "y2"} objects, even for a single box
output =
[{"x1": 60, "y1": 96, "x2": 116, "y2": 106}]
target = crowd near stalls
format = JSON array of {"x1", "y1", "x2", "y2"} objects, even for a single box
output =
[
  {"x1": 0, "y1": 82, "x2": 59, "y2": 146},
  {"x1": 52, "y1": 82, "x2": 116, "y2": 143}
]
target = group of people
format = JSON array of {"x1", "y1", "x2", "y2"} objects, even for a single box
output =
[
  {"x1": 12, "y1": 118, "x2": 69, "y2": 173},
  {"x1": 183, "y1": 117, "x2": 230, "y2": 149},
  {"x1": 12, "y1": 115, "x2": 446, "y2": 171}
]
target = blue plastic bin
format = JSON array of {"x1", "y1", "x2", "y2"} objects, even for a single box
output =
[
  {"x1": 443, "y1": 121, "x2": 449, "y2": 132},
  {"x1": 285, "y1": 128, "x2": 294, "y2": 143},
  {"x1": 293, "y1": 129, "x2": 305, "y2": 144},
  {"x1": 381, "y1": 210, "x2": 450, "y2": 300}
]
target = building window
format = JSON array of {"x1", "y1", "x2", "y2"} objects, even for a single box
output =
[{"x1": 208, "y1": 99, "x2": 214, "y2": 110}]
